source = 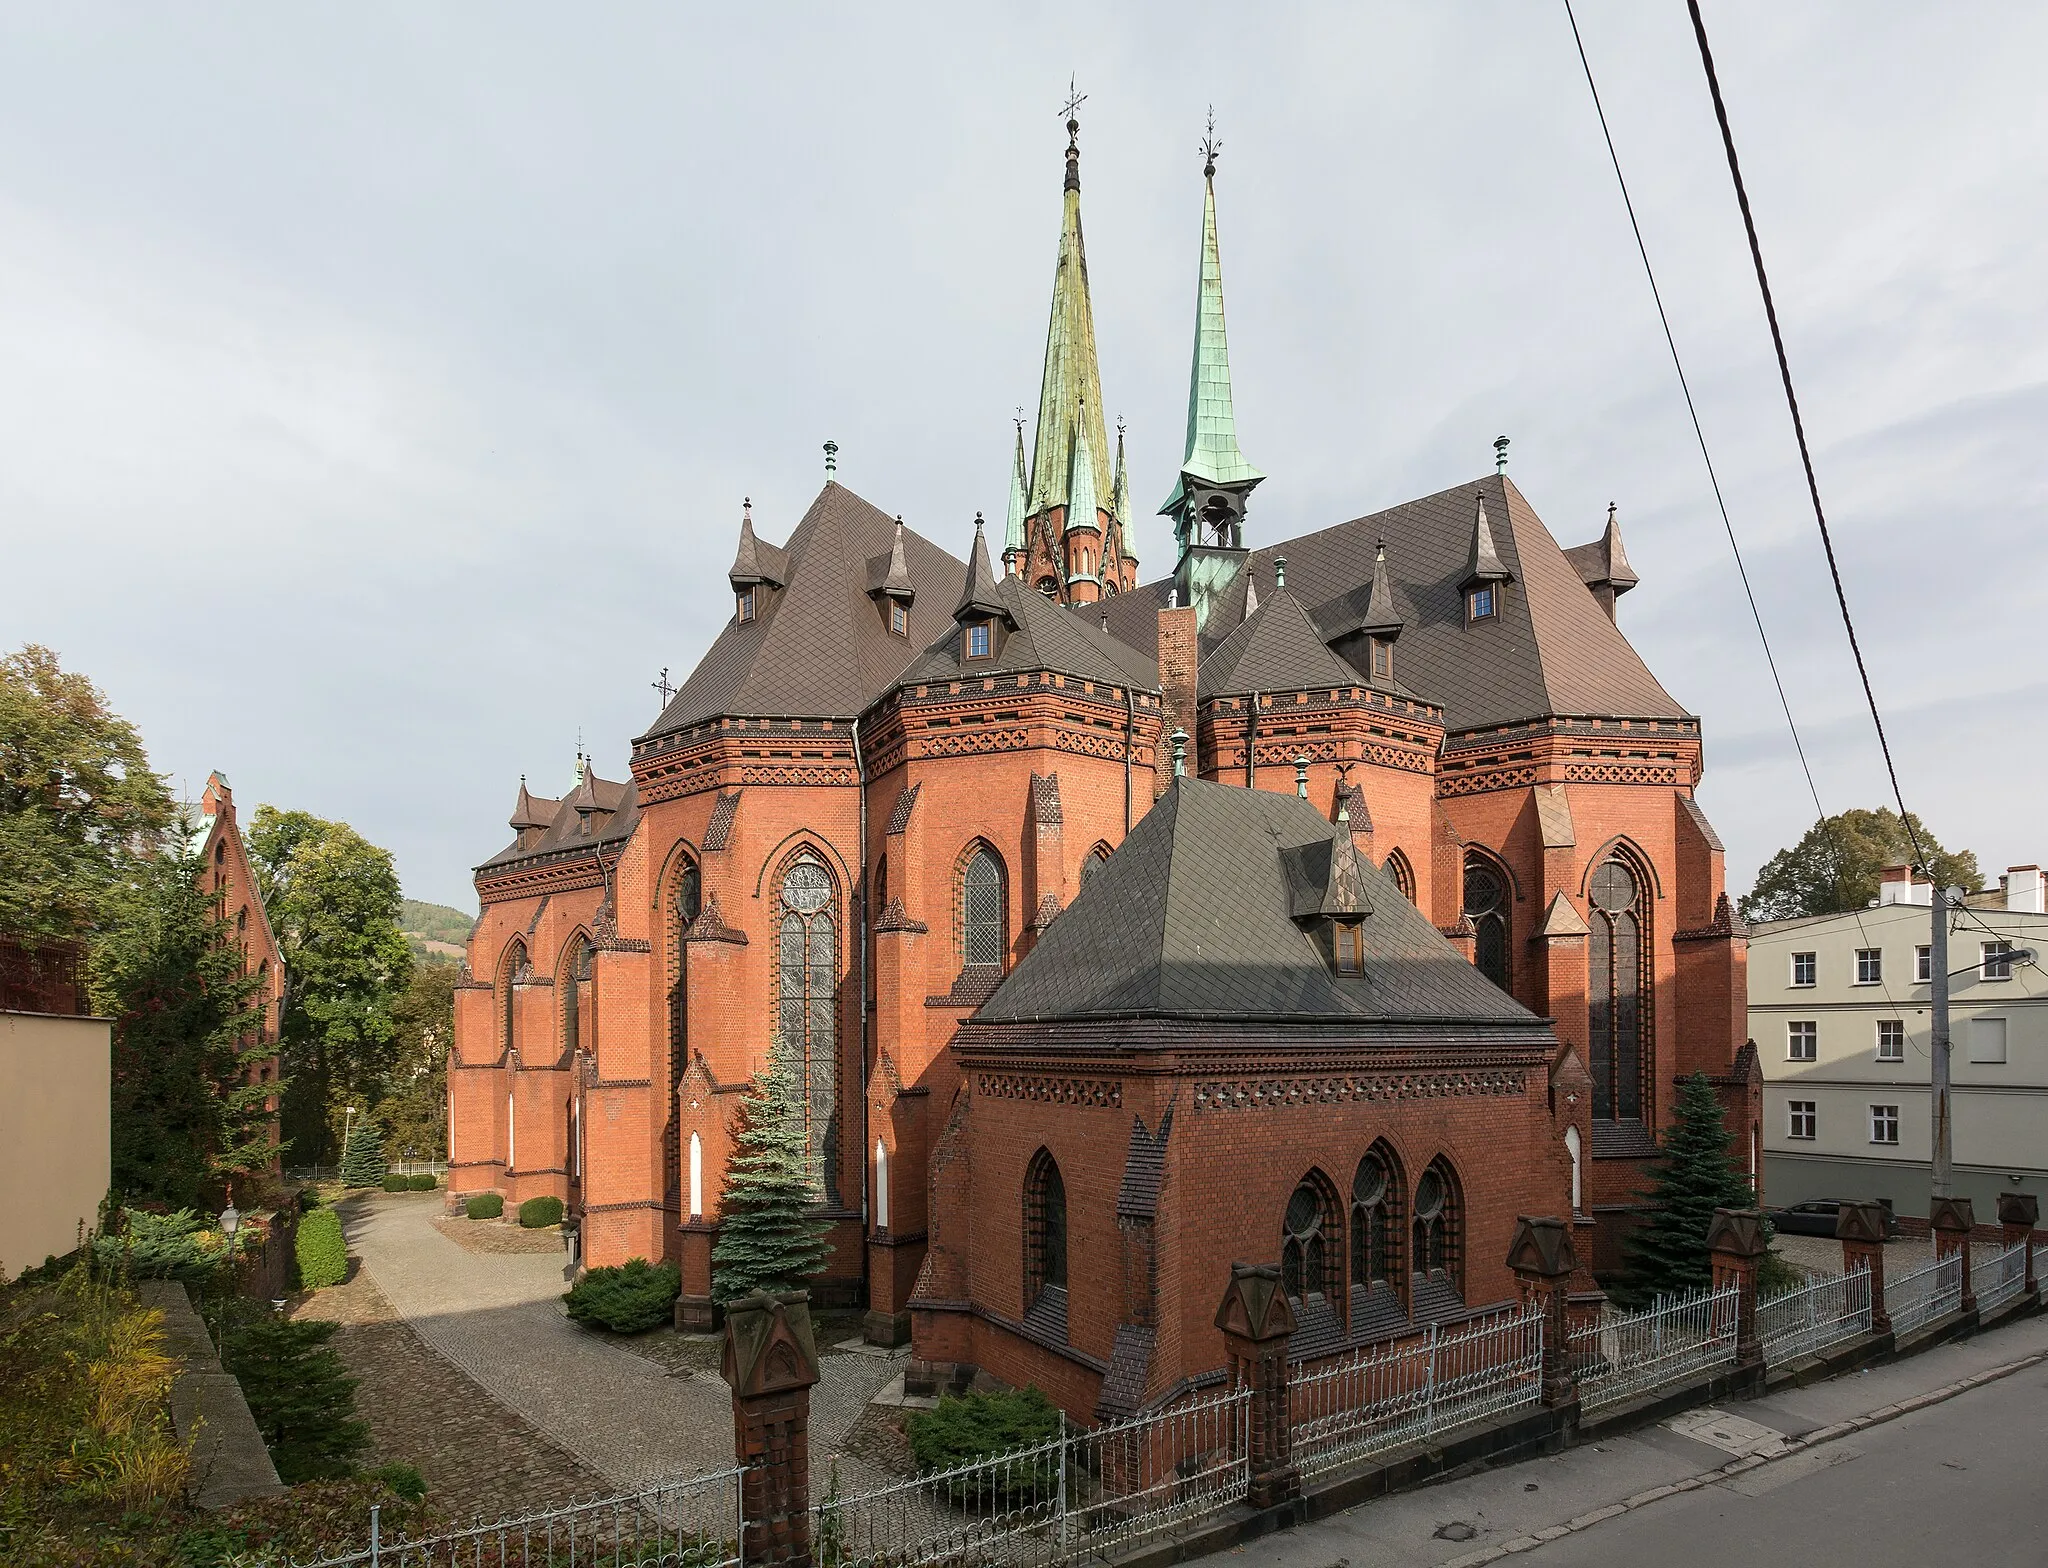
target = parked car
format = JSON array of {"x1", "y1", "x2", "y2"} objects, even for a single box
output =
[{"x1": 1765, "y1": 1198, "x2": 1900, "y2": 1238}]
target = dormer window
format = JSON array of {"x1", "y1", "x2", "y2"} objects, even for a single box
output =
[
  {"x1": 1333, "y1": 919, "x2": 1365, "y2": 976},
  {"x1": 737, "y1": 588, "x2": 757, "y2": 624},
  {"x1": 966, "y1": 621, "x2": 993, "y2": 660},
  {"x1": 1371, "y1": 638, "x2": 1392, "y2": 680},
  {"x1": 889, "y1": 601, "x2": 908, "y2": 637},
  {"x1": 1466, "y1": 585, "x2": 1496, "y2": 622}
]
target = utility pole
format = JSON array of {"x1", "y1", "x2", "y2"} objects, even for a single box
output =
[{"x1": 1929, "y1": 883, "x2": 1953, "y2": 1200}]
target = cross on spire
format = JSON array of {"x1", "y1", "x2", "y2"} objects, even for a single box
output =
[
  {"x1": 652, "y1": 666, "x2": 674, "y2": 706},
  {"x1": 1060, "y1": 75, "x2": 1087, "y2": 131},
  {"x1": 1201, "y1": 105, "x2": 1221, "y2": 178}
]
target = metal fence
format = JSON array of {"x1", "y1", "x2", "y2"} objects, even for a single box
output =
[
  {"x1": 293, "y1": 1469, "x2": 744, "y2": 1568},
  {"x1": 813, "y1": 1386, "x2": 1249, "y2": 1568},
  {"x1": 1887, "y1": 1252, "x2": 1963, "y2": 1337},
  {"x1": 1975, "y1": 1241, "x2": 2030, "y2": 1315},
  {"x1": 1568, "y1": 1283, "x2": 1739, "y2": 1414},
  {"x1": 1288, "y1": 1305, "x2": 1545, "y2": 1481},
  {"x1": 1757, "y1": 1265, "x2": 1871, "y2": 1365}
]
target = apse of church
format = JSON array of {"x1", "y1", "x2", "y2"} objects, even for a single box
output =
[{"x1": 449, "y1": 109, "x2": 1752, "y2": 1406}]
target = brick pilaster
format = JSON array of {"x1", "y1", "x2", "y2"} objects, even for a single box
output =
[
  {"x1": 1706, "y1": 1208, "x2": 1767, "y2": 1368},
  {"x1": 1835, "y1": 1200, "x2": 1892, "y2": 1336},
  {"x1": 1998, "y1": 1192, "x2": 2040, "y2": 1297},
  {"x1": 1930, "y1": 1196, "x2": 1977, "y2": 1315},
  {"x1": 1506, "y1": 1216, "x2": 1578, "y2": 1409},
  {"x1": 1214, "y1": 1262, "x2": 1297, "y2": 1509},
  {"x1": 722, "y1": 1290, "x2": 823, "y2": 1567}
]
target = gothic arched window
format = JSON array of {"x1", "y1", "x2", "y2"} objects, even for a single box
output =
[
  {"x1": 1412, "y1": 1159, "x2": 1461, "y2": 1289},
  {"x1": 1383, "y1": 848, "x2": 1416, "y2": 903},
  {"x1": 962, "y1": 847, "x2": 1005, "y2": 970},
  {"x1": 1282, "y1": 1174, "x2": 1339, "y2": 1302},
  {"x1": 561, "y1": 935, "x2": 594, "y2": 1057},
  {"x1": 1081, "y1": 843, "x2": 1113, "y2": 888},
  {"x1": 666, "y1": 859, "x2": 701, "y2": 1206},
  {"x1": 1023, "y1": 1148, "x2": 1067, "y2": 1308},
  {"x1": 1463, "y1": 852, "x2": 1511, "y2": 993},
  {"x1": 499, "y1": 940, "x2": 527, "y2": 1060},
  {"x1": 1349, "y1": 1143, "x2": 1403, "y2": 1291},
  {"x1": 777, "y1": 856, "x2": 839, "y2": 1197},
  {"x1": 1588, "y1": 854, "x2": 1651, "y2": 1122}
]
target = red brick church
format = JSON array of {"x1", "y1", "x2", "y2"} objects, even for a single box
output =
[{"x1": 450, "y1": 113, "x2": 1755, "y2": 1415}]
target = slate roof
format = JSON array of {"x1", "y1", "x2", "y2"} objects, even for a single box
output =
[
  {"x1": 1099, "y1": 473, "x2": 1687, "y2": 733},
  {"x1": 480, "y1": 770, "x2": 640, "y2": 871},
  {"x1": 1198, "y1": 584, "x2": 1387, "y2": 700},
  {"x1": 895, "y1": 572, "x2": 1158, "y2": 692},
  {"x1": 644, "y1": 484, "x2": 966, "y2": 737},
  {"x1": 973, "y1": 777, "x2": 1544, "y2": 1026}
]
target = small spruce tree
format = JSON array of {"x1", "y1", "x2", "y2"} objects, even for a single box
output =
[
  {"x1": 340, "y1": 1122, "x2": 389, "y2": 1188},
  {"x1": 1620, "y1": 1071, "x2": 1757, "y2": 1303},
  {"x1": 710, "y1": 1035, "x2": 831, "y2": 1302}
]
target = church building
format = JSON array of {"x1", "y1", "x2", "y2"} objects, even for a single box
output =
[{"x1": 450, "y1": 112, "x2": 1756, "y2": 1416}]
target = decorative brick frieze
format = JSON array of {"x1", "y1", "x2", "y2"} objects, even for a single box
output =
[
  {"x1": 1192, "y1": 1069, "x2": 1525, "y2": 1112},
  {"x1": 976, "y1": 1073, "x2": 1123, "y2": 1108}
]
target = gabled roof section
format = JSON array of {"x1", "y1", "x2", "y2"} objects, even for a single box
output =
[
  {"x1": 481, "y1": 772, "x2": 640, "y2": 871},
  {"x1": 894, "y1": 572, "x2": 1158, "y2": 693},
  {"x1": 974, "y1": 778, "x2": 1541, "y2": 1025},
  {"x1": 1097, "y1": 474, "x2": 1688, "y2": 732},
  {"x1": 1160, "y1": 168, "x2": 1263, "y2": 517},
  {"x1": 1198, "y1": 585, "x2": 1364, "y2": 700},
  {"x1": 645, "y1": 484, "x2": 965, "y2": 737}
]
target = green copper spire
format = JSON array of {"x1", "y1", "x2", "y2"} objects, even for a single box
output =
[
  {"x1": 1067, "y1": 406, "x2": 1101, "y2": 563},
  {"x1": 1003, "y1": 416, "x2": 1029, "y2": 564},
  {"x1": 1027, "y1": 105, "x2": 1112, "y2": 528},
  {"x1": 1160, "y1": 117, "x2": 1263, "y2": 537},
  {"x1": 1111, "y1": 415, "x2": 1129, "y2": 529}
]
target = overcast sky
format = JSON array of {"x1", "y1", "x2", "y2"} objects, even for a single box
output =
[{"x1": 6, "y1": 3, "x2": 2043, "y2": 912}]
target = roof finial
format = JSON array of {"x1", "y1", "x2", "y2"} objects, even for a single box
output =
[
  {"x1": 742, "y1": 496, "x2": 752, "y2": 524},
  {"x1": 652, "y1": 666, "x2": 674, "y2": 707},
  {"x1": 1274, "y1": 553, "x2": 1287, "y2": 589},
  {"x1": 974, "y1": 510, "x2": 985, "y2": 533},
  {"x1": 1295, "y1": 756, "x2": 1310, "y2": 799},
  {"x1": 1061, "y1": 75, "x2": 1086, "y2": 189},
  {"x1": 823, "y1": 439, "x2": 838, "y2": 477},
  {"x1": 1171, "y1": 728, "x2": 1189, "y2": 778},
  {"x1": 1494, "y1": 434, "x2": 1510, "y2": 474},
  {"x1": 1200, "y1": 105, "x2": 1220, "y2": 179}
]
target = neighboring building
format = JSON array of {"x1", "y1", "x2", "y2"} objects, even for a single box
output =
[
  {"x1": 0, "y1": 940, "x2": 111, "y2": 1277},
  {"x1": 190, "y1": 772, "x2": 284, "y2": 1171},
  {"x1": 450, "y1": 116, "x2": 1750, "y2": 1413},
  {"x1": 1752, "y1": 863, "x2": 2048, "y2": 1218}
]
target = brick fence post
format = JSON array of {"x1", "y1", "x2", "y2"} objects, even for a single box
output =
[
  {"x1": 1835, "y1": 1201, "x2": 1891, "y2": 1336},
  {"x1": 721, "y1": 1289, "x2": 822, "y2": 1567},
  {"x1": 1929, "y1": 1196, "x2": 1977, "y2": 1315},
  {"x1": 1214, "y1": 1262, "x2": 1298, "y2": 1509},
  {"x1": 1506, "y1": 1217, "x2": 1578, "y2": 1409},
  {"x1": 1706, "y1": 1208, "x2": 1767, "y2": 1369},
  {"x1": 1997, "y1": 1192, "x2": 2039, "y2": 1297}
]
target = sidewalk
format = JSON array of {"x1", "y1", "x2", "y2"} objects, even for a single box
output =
[{"x1": 1238, "y1": 1308, "x2": 2048, "y2": 1568}]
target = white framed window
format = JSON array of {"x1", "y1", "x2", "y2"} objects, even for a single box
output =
[
  {"x1": 1790, "y1": 951, "x2": 1817, "y2": 987},
  {"x1": 1372, "y1": 639, "x2": 1392, "y2": 680},
  {"x1": 1854, "y1": 947, "x2": 1882, "y2": 984},
  {"x1": 889, "y1": 601, "x2": 907, "y2": 637},
  {"x1": 966, "y1": 621, "x2": 993, "y2": 659},
  {"x1": 1787, "y1": 1021, "x2": 1818, "y2": 1062},
  {"x1": 736, "y1": 588, "x2": 756, "y2": 624},
  {"x1": 1787, "y1": 1100, "x2": 1816, "y2": 1140},
  {"x1": 1875, "y1": 1019, "x2": 1905, "y2": 1062},
  {"x1": 1869, "y1": 1104, "x2": 1900, "y2": 1145},
  {"x1": 1968, "y1": 1017, "x2": 2008, "y2": 1064},
  {"x1": 1467, "y1": 585, "x2": 1496, "y2": 621},
  {"x1": 1915, "y1": 945, "x2": 1932, "y2": 983},
  {"x1": 1982, "y1": 941, "x2": 2014, "y2": 981}
]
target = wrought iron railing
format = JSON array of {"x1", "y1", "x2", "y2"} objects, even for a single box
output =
[
  {"x1": 813, "y1": 1386, "x2": 1249, "y2": 1568},
  {"x1": 1887, "y1": 1252, "x2": 1963, "y2": 1336},
  {"x1": 292, "y1": 1468, "x2": 744, "y2": 1568},
  {"x1": 1757, "y1": 1265, "x2": 1871, "y2": 1365},
  {"x1": 1287, "y1": 1305, "x2": 1545, "y2": 1481},
  {"x1": 1975, "y1": 1241, "x2": 2029, "y2": 1315},
  {"x1": 1568, "y1": 1282, "x2": 1739, "y2": 1413}
]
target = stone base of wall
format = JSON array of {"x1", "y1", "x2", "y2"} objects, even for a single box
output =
[{"x1": 136, "y1": 1281, "x2": 285, "y2": 1510}]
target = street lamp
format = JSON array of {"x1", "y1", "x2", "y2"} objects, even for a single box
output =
[
  {"x1": 341, "y1": 1104, "x2": 359, "y2": 1176},
  {"x1": 219, "y1": 1186, "x2": 241, "y2": 1251}
]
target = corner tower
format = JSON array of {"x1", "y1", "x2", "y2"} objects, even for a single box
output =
[
  {"x1": 1164, "y1": 125, "x2": 1263, "y2": 634},
  {"x1": 1016, "y1": 97, "x2": 1138, "y2": 606}
]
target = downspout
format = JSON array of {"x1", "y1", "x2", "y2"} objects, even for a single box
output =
[
  {"x1": 852, "y1": 714, "x2": 872, "y2": 1305},
  {"x1": 1123, "y1": 684, "x2": 1136, "y2": 832},
  {"x1": 1246, "y1": 692, "x2": 1258, "y2": 787}
]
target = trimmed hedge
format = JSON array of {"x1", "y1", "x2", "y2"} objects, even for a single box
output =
[
  {"x1": 465, "y1": 1193, "x2": 504, "y2": 1220},
  {"x1": 908, "y1": 1387, "x2": 1061, "y2": 1502},
  {"x1": 381, "y1": 1175, "x2": 409, "y2": 1193},
  {"x1": 563, "y1": 1258, "x2": 680, "y2": 1334},
  {"x1": 407, "y1": 1173, "x2": 438, "y2": 1191},
  {"x1": 518, "y1": 1196, "x2": 565, "y2": 1229},
  {"x1": 296, "y1": 1208, "x2": 348, "y2": 1290}
]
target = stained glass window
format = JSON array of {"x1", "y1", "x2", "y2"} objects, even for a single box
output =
[
  {"x1": 1588, "y1": 856, "x2": 1648, "y2": 1122},
  {"x1": 1350, "y1": 1148, "x2": 1400, "y2": 1287},
  {"x1": 777, "y1": 858, "x2": 838, "y2": 1197},
  {"x1": 1464, "y1": 854, "x2": 1510, "y2": 993},
  {"x1": 963, "y1": 849, "x2": 1004, "y2": 968},
  {"x1": 1025, "y1": 1149, "x2": 1066, "y2": 1304},
  {"x1": 1412, "y1": 1162, "x2": 1459, "y2": 1279},
  {"x1": 1282, "y1": 1178, "x2": 1333, "y2": 1301}
]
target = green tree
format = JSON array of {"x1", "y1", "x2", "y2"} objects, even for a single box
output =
[
  {"x1": 1620, "y1": 1072, "x2": 1756, "y2": 1303},
  {"x1": 91, "y1": 831, "x2": 272, "y2": 1209},
  {"x1": 1739, "y1": 808, "x2": 1981, "y2": 924},
  {"x1": 710, "y1": 1037, "x2": 832, "y2": 1302},
  {"x1": 339, "y1": 1123, "x2": 388, "y2": 1189},
  {"x1": 248, "y1": 807, "x2": 413, "y2": 1164},
  {"x1": 214, "y1": 1305, "x2": 369, "y2": 1483},
  {"x1": 0, "y1": 644, "x2": 173, "y2": 942},
  {"x1": 380, "y1": 961, "x2": 455, "y2": 1162}
]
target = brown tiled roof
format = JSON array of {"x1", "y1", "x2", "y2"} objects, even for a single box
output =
[
  {"x1": 645, "y1": 483, "x2": 965, "y2": 737},
  {"x1": 1100, "y1": 473, "x2": 1688, "y2": 732},
  {"x1": 1197, "y1": 585, "x2": 1370, "y2": 699},
  {"x1": 894, "y1": 572, "x2": 1159, "y2": 692},
  {"x1": 480, "y1": 771, "x2": 639, "y2": 872}
]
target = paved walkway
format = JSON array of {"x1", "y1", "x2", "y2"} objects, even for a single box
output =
[{"x1": 341, "y1": 1192, "x2": 904, "y2": 1496}]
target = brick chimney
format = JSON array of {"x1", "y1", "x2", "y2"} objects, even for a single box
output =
[
  {"x1": 1877, "y1": 864, "x2": 1930, "y2": 906},
  {"x1": 1156, "y1": 603, "x2": 1198, "y2": 799}
]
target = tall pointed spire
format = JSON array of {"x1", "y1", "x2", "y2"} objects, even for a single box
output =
[
  {"x1": 1161, "y1": 112, "x2": 1263, "y2": 548},
  {"x1": 1110, "y1": 415, "x2": 1129, "y2": 532},
  {"x1": 1026, "y1": 98, "x2": 1111, "y2": 527},
  {"x1": 1461, "y1": 493, "x2": 1513, "y2": 588},
  {"x1": 1360, "y1": 538, "x2": 1403, "y2": 639},
  {"x1": 1003, "y1": 416, "x2": 1029, "y2": 572},
  {"x1": 955, "y1": 513, "x2": 1007, "y2": 623}
]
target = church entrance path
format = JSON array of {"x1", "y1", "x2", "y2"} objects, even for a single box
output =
[{"x1": 339, "y1": 1191, "x2": 906, "y2": 1500}]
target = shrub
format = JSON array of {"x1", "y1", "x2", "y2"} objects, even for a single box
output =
[
  {"x1": 91, "y1": 1206, "x2": 230, "y2": 1283},
  {"x1": 296, "y1": 1208, "x2": 347, "y2": 1289},
  {"x1": 369, "y1": 1461, "x2": 428, "y2": 1503},
  {"x1": 381, "y1": 1174, "x2": 409, "y2": 1193},
  {"x1": 908, "y1": 1387, "x2": 1061, "y2": 1501},
  {"x1": 407, "y1": 1172, "x2": 438, "y2": 1191},
  {"x1": 176, "y1": 1476, "x2": 431, "y2": 1566},
  {"x1": 339, "y1": 1125, "x2": 388, "y2": 1189},
  {"x1": 214, "y1": 1302, "x2": 368, "y2": 1483},
  {"x1": 563, "y1": 1258, "x2": 680, "y2": 1334},
  {"x1": 466, "y1": 1193, "x2": 504, "y2": 1220},
  {"x1": 519, "y1": 1195, "x2": 565, "y2": 1229}
]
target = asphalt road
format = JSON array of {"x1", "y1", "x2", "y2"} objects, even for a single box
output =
[{"x1": 1519, "y1": 1362, "x2": 2048, "y2": 1567}]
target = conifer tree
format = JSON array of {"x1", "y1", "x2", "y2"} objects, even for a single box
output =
[
  {"x1": 339, "y1": 1122, "x2": 388, "y2": 1188},
  {"x1": 710, "y1": 1035, "x2": 831, "y2": 1302},
  {"x1": 1620, "y1": 1071, "x2": 1757, "y2": 1303}
]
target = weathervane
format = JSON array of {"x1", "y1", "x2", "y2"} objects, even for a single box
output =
[
  {"x1": 1201, "y1": 106, "x2": 1221, "y2": 177},
  {"x1": 652, "y1": 666, "x2": 674, "y2": 707},
  {"x1": 1061, "y1": 75, "x2": 1087, "y2": 132}
]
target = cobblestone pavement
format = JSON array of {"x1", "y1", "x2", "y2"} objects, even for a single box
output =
[
  {"x1": 292, "y1": 1255, "x2": 606, "y2": 1521},
  {"x1": 341, "y1": 1191, "x2": 906, "y2": 1500},
  {"x1": 430, "y1": 1216, "x2": 568, "y2": 1256},
  {"x1": 1773, "y1": 1231, "x2": 2002, "y2": 1277}
]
